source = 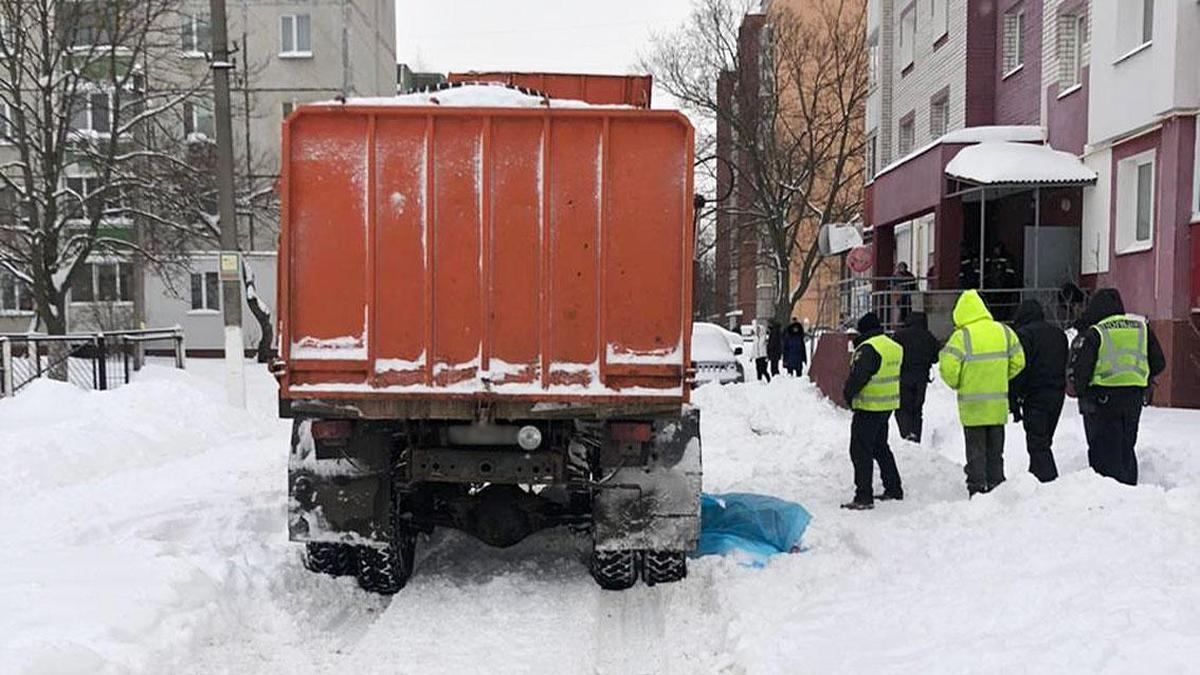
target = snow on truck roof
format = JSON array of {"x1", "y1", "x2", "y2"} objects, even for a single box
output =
[{"x1": 315, "y1": 83, "x2": 635, "y2": 110}]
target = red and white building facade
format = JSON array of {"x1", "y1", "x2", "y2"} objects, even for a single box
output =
[{"x1": 865, "y1": 0, "x2": 1200, "y2": 407}]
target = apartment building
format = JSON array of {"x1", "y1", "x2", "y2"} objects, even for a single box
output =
[
  {"x1": 0, "y1": 1, "x2": 397, "y2": 352},
  {"x1": 865, "y1": 0, "x2": 1200, "y2": 406}
]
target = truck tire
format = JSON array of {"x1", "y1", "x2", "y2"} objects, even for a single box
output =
[
  {"x1": 356, "y1": 527, "x2": 417, "y2": 595},
  {"x1": 642, "y1": 551, "x2": 687, "y2": 586},
  {"x1": 590, "y1": 549, "x2": 640, "y2": 591},
  {"x1": 303, "y1": 542, "x2": 359, "y2": 577}
]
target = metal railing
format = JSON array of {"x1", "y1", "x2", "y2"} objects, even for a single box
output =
[
  {"x1": 820, "y1": 277, "x2": 1088, "y2": 336},
  {"x1": 0, "y1": 327, "x2": 185, "y2": 397}
]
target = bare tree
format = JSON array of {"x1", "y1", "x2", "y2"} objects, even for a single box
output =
[
  {"x1": 644, "y1": 0, "x2": 867, "y2": 323},
  {"x1": 0, "y1": 0, "x2": 214, "y2": 334}
]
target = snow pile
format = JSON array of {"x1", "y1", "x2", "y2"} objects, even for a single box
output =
[
  {"x1": 319, "y1": 84, "x2": 627, "y2": 110},
  {"x1": 876, "y1": 125, "x2": 1048, "y2": 178},
  {"x1": 2, "y1": 366, "x2": 1199, "y2": 673},
  {"x1": 945, "y1": 141, "x2": 1098, "y2": 186}
]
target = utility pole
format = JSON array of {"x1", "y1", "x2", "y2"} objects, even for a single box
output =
[{"x1": 210, "y1": 0, "x2": 246, "y2": 408}]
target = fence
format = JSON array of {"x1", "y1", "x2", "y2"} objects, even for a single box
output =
[
  {"x1": 0, "y1": 328, "x2": 185, "y2": 397},
  {"x1": 819, "y1": 277, "x2": 1088, "y2": 338}
]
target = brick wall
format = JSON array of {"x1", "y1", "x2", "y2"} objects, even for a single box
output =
[{"x1": 993, "y1": 0, "x2": 1043, "y2": 125}]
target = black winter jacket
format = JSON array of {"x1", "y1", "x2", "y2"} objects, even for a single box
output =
[
  {"x1": 891, "y1": 312, "x2": 940, "y2": 386},
  {"x1": 843, "y1": 328, "x2": 883, "y2": 405},
  {"x1": 1010, "y1": 300, "x2": 1068, "y2": 400},
  {"x1": 1068, "y1": 289, "x2": 1166, "y2": 406},
  {"x1": 766, "y1": 324, "x2": 783, "y2": 360}
]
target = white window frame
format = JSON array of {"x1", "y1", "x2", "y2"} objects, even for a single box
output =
[
  {"x1": 899, "y1": 6, "x2": 916, "y2": 69},
  {"x1": 1115, "y1": 0, "x2": 1154, "y2": 61},
  {"x1": 183, "y1": 100, "x2": 214, "y2": 140},
  {"x1": 70, "y1": 261, "x2": 133, "y2": 304},
  {"x1": 1115, "y1": 149, "x2": 1156, "y2": 255},
  {"x1": 1003, "y1": 9, "x2": 1025, "y2": 77},
  {"x1": 898, "y1": 115, "x2": 915, "y2": 156},
  {"x1": 279, "y1": 14, "x2": 312, "y2": 58},
  {"x1": 0, "y1": 269, "x2": 34, "y2": 315},
  {"x1": 929, "y1": 0, "x2": 948, "y2": 41},
  {"x1": 70, "y1": 90, "x2": 113, "y2": 137},
  {"x1": 1057, "y1": 13, "x2": 1086, "y2": 93},
  {"x1": 190, "y1": 271, "x2": 221, "y2": 312},
  {"x1": 180, "y1": 12, "x2": 210, "y2": 57},
  {"x1": 1192, "y1": 117, "x2": 1200, "y2": 222},
  {"x1": 930, "y1": 95, "x2": 949, "y2": 139},
  {"x1": 0, "y1": 101, "x2": 11, "y2": 144},
  {"x1": 866, "y1": 134, "x2": 877, "y2": 181}
]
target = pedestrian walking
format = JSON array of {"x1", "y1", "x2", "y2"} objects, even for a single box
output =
[
  {"x1": 841, "y1": 312, "x2": 904, "y2": 510},
  {"x1": 782, "y1": 318, "x2": 807, "y2": 376},
  {"x1": 1009, "y1": 300, "x2": 1067, "y2": 482},
  {"x1": 1069, "y1": 288, "x2": 1166, "y2": 486},
  {"x1": 938, "y1": 290, "x2": 1025, "y2": 496},
  {"x1": 751, "y1": 322, "x2": 771, "y2": 382},
  {"x1": 891, "y1": 312, "x2": 941, "y2": 442},
  {"x1": 767, "y1": 320, "x2": 783, "y2": 377}
]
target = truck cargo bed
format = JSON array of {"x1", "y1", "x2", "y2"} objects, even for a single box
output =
[{"x1": 278, "y1": 100, "x2": 695, "y2": 405}]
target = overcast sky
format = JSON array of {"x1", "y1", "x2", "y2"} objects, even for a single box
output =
[{"x1": 394, "y1": 0, "x2": 695, "y2": 83}]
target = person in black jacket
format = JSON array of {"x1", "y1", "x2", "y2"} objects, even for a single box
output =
[
  {"x1": 891, "y1": 312, "x2": 941, "y2": 442},
  {"x1": 1009, "y1": 300, "x2": 1067, "y2": 482},
  {"x1": 767, "y1": 320, "x2": 783, "y2": 377},
  {"x1": 841, "y1": 312, "x2": 904, "y2": 510},
  {"x1": 782, "y1": 319, "x2": 807, "y2": 376},
  {"x1": 1069, "y1": 289, "x2": 1167, "y2": 485}
]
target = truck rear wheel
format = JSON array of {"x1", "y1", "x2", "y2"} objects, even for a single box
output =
[
  {"x1": 642, "y1": 551, "x2": 687, "y2": 586},
  {"x1": 356, "y1": 528, "x2": 417, "y2": 595},
  {"x1": 590, "y1": 549, "x2": 640, "y2": 591},
  {"x1": 303, "y1": 542, "x2": 359, "y2": 577}
]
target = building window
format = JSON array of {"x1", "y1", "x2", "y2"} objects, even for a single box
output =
[
  {"x1": 183, "y1": 100, "x2": 214, "y2": 139},
  {"x1": 899, "y1": 6, "x2": 916, "y2": 69},
  {"x1": 1117, "y1": 0, "x2": 1154, "y2": 55},
  {"x1": 930, "y1": 93, "x2": 949, "y2": 139},
  {"x1": 190, "y1": 271, "x2": 221, "y2": 311},
  {"x1": 280, "y1": 14, "x2": 312, "y2": 57},
  {"x1": 898, "y1": 114, "x2": 915, "y2": 156},
  {"x1": 1003, "y1": 8, "x2": 1024, "y2": 75},
  {"x1": 930, "y1": 0, "x2": 948, "y2": 40},
  {"x1": 0, "y1": 102, "x2": 10, "y2": 143},
  {"x1": 71, "y1": 262, "x2": 133, "y2": 303},
  {"x1": 1141, "y1": 0, "x2": 1153, "y2": 45},
  {"x1": 282, "y1": 100, "x2": 296, "y2": 118},
  {"x1": 1115, "y1": 150, "x2": 1155, "y2": 254},
  {"x1": 180, "y1": 12, "x2": 211, "y2": 54},
  {"x1": 867, "y1": 39, "x2": 879, "y2": 89},
  {"x1": 70, "y1": 91, "x2": 112, "y2": 136},
  {"x1": 866, "y1": 135, "x2": 877, "y2": 180},
  {"x1": 0, "y1": 270, "x2": 34, "y2": 313},
  {"x1": 1057, "y1": 13, "x2": 1086, "y2": 90},
  {"x1": 65, "y1": 175, "x2": 119, "y2": 220}
]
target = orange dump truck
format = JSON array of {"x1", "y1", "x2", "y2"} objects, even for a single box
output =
[{"x1": 278, "y1": 80, "x2": 700, "y2": 594}]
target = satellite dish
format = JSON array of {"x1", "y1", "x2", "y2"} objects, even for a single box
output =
[{"x1": 818, "y1": 222, "x2": 864, "y2": 256}]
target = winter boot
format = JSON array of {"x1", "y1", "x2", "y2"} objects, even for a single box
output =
[
  {"x1": 875, "y1": 491, "x2": 904, "y2": 501},
  {"x1": 840, "y1": 499, "x2": 874, "y2": 511}
]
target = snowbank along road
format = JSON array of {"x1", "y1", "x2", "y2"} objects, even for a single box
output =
[{"x1": 2, "y1": 362, "x2": 1198, "y2": 674}]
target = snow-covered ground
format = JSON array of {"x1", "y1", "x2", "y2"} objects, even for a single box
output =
[{"x1": 2, "y1": 363, "x2": 1198, "y2": 674}]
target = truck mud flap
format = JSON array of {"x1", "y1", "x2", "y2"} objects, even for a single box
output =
[
  {"x1": 288, "y1": 419, "x2": 391, "y2": 546},
  {"x1": 592, "y1": 407, "x2": 702, "y2": 552}
]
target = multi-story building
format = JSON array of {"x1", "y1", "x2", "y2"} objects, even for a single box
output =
[
  {"x1": 713, "y1": 0, "x2": 858, "y2": 330},
  {"x1": 864, "y1": 0, "x2": 1200, "y2": 407},
  {"x1": 0, "y1": 1, "x2": 397, "y2": 353}
]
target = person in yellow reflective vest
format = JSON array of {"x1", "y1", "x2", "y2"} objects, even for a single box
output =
[
  {"x1": 938, "y1": 290, "x2": 1025, "y2": 496},
  {"x1": 1068, "y1": 288, "x2": 1166, "y2": 485},
  {"x1": 841, "y1": 312, "x2": 905, "y2": 510}
]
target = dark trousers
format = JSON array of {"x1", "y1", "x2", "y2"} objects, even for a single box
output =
[
  {"x1": 1021, "y1": 389, "x2": 1064, "y2": 483},
  {"x1": 755, "y1": 358, "x2": 771, "y2": 382},
  {"x1": 963, "y1": 425, "x2": 1005, "y2": 495},
  {"x1": 895, "y1": 380, "x2": 928, "y2": 442},
  {"x1": 1083, "y1": 400, "x2": 1142, "y2": 486},
  {"x1": 769, "y1": 357, "x2": 781, "y2": 376},
  {"x1": 850, "y1": 410, "x2": 902, "y2": 503}
]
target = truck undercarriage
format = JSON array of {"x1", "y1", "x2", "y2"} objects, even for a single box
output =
[{"x1": 287, "y1": 403, "x2": 701, "y2": 594}]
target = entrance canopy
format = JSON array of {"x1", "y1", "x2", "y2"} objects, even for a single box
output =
[{"x1": 945, "y1": 141, "x2": 1097, "y2": 189}]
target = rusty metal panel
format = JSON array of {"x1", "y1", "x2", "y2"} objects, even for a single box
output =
[{"x1": 447, "y1": 72, "x2": 653, "y2": 108}]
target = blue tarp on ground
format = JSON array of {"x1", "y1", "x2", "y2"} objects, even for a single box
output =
[{"x1": 693, "y1": 493, "x2": 812, "y2": 567}]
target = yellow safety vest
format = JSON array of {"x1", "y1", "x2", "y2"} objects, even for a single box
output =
[
  {"x1": 1090, "y1": 315, "x2": 1150, "y2": 388},
  {"x1": 852, "y1": 334, "x2": 903, "y2": 412},
  {"x1": 938, "y1": 290, "x2": 1025, "y2": 426}
]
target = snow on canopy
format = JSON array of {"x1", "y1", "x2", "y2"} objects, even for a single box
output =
[
  {"x1": 875, "y1": 125, "x2": 1047, "y2": 178},
  {"x1": 315, "y1": 83, "x2": 632, "y2": 109},
  {"x1": 945, "y1": 141, "x2": 1098, "y2": 186}
]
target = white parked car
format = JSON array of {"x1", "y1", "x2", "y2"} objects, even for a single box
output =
[{"x1": 691, "y1": 323, "x2": 745, "y2": 386}]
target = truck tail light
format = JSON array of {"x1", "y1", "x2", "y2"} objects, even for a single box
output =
[
  {"x1": 311, "y1": 420, "x2": 353, "y2": 441},
  {"x1": 610, "y1": 422, "x2": 653, "y2": 443}
]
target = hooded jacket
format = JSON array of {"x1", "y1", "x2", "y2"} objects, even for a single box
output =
[
  {"x1": 783, "y1": 321, "x2": 807, "y2": 369},
  {"x1": 891, "y1": 312, "x2": 941, "y2": 386},
  {"x1": 1009, "y1": 300, "x2": 1068, "y2": 399},
  {"x1": 938, "y1": 290, "x2": 1025, "y2": 426},
  {"x1": 1069, "y1": 289, "x2": 1166, "y2": 404},
  {"x1": 766, "y1": 322, "x2": 783, "y2": 360},
  {"x1": 843, "y1": 314, "x2": 885, "y2": 406}
]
